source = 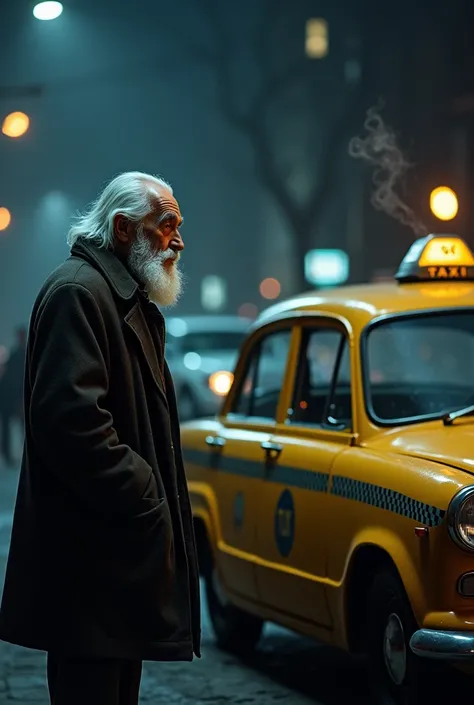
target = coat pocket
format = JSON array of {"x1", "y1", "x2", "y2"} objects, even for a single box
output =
[
  {"x1": 93, "y1": 497, "x2": 182, "y2": 641},
  {"x1": 139, "y1": 469, "x2": 160, "y2": 503},
  {"x1": 96, "y1": 496, "x2": 172, "y2": 576}
]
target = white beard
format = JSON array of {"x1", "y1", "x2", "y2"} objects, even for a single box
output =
[{"x1": 127, "y1": 229, "x2": 183, "y2": 307}]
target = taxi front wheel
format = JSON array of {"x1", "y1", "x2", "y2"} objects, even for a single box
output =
[
  {"x1": 205, "y1": 568, "x2": 264, "y2": 653},
  {"x1": 365, "y1": 569, "x2": 440, "y2": 705}
]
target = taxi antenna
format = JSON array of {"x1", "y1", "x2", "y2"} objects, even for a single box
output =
[{"x1": 348, "y1": 106, "x2": 428, "y2": 237}]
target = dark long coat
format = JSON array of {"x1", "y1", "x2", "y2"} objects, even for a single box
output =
[{"x1": 0, "y1": 240, "x2": 201, "y2": 661}]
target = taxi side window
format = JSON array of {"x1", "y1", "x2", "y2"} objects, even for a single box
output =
[
  {"x1": 230, "y1": 329, "x2": 292, "y2": 421},
  {"x1": 289, "y1": 328, "x2": 352, "y2": 430}
]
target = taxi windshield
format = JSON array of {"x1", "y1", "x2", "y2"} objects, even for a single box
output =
[{"x1": 365, "y1": 310, "x2": 474, "y2": 424}]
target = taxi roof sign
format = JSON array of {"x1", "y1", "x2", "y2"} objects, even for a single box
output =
[{"x1": 395, "y1": 234, "x2": 474, "y2": 283}]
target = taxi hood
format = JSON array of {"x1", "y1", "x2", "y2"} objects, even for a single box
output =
[{"x1": 366, "y1": 421, "x2": 474, "y2": 477}]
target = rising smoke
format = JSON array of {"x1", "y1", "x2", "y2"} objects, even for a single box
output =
[{"x1": 348, "y1": 107, "x2": 427, "y2": 236}]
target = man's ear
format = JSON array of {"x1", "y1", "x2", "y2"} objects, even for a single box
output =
[{"x1": 113, "y1": 214, "x2": 130, "y2": 244}]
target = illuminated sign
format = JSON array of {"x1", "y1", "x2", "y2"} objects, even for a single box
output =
[
  {"x1": 201, "y1": 275, "x2": 227, "y2": 311},
  {"x1": 418, "y1": 237, "x2": 474, "y2": 267},
  {"x1": 305, "y1": 249, "x2": 349, "y2": 286},
  {"x1": 427, "y1": 266, "x2": 468, "y2": 279},
  {"x1": 396, "y1": 234, "x2": 474, "y2": 283}
]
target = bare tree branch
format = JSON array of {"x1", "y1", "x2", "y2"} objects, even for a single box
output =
[
  {"x1": 192, "y1": 0, "x2": 253, "y2": 128},
  {"x1": 179, "y1": 40, "x2": 218, "y2": 64},
  {"x1": 197, "y1": 0, "x2": 222, "y2": 33},
  {"x1": 177, "y1": 0, "x2": 376, "y2": 289},
  {"x1": 198, "y1": 2, "x2": 317, "y2": 236},
  {"x1": 250, "y1": 56, "x2": 312, "y2": 122},
  {"x1": 0, "y1": 85, "x2": 43, "y2": 99},
  {"x1": 175, "y1": 0, "x2": 223, "y2": 64},
  {"x1": 248, "y1": 117, "x2": 303, "y2": 228},
  {"x1": 303, "y1": 92, "x2": 364, "y2": 228},
  {"x1": 254, "y1": 0, "x2": 283, "y2": 71}
]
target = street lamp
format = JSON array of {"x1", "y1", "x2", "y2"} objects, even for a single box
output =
[
  {"x1": 429, "y1": 186, "x2": 459, "y2": 221},
  {"x1": 33, "y1": 2, "x2": 63, "y2": 20},
  {"x1": 0, "y1": 208, "x2": 11, "y2": 232},
  {"x1": 2, "y1": 112, "x2": 30, "y2": 138}
]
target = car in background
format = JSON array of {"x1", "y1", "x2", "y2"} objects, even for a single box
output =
[{"x1": 165, "y1": 315, "x2": 251, "y2": 421}]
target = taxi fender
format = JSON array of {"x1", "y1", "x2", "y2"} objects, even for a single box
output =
[
  {"x1": 188, "y1": 480, "x2": 220, "y2": 553},
  {"x1": 344, "y1": 526, "x2": 426, "y2": 621}
]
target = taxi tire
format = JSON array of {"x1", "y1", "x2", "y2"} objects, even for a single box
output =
[
  {"x1": 365, "y1": 569, "x2": 439, "y2": 705},
  {"x1": 205, "y1": 570, "x2": 264, "y2": 653}
]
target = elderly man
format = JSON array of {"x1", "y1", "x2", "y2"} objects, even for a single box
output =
[{"x1": 0, "y1": 172, "x2": 201, "y2": 705}]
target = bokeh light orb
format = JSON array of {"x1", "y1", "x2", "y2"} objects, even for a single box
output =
[
  {"x1": 2, "y1": 112, "x2": 30, "y2": 138},
  {"x1": 259, "y1": 277, "x2": 281, "y2": 300},
  {"x1": 0, "y1": 208, "x2": 12, "y2": 232},
  {"x1": 33, "y1": 2, "x2": 63, "y2": 20},
  {"x1": 238, "y1": 303, "x2": 258, "y2": 319}
]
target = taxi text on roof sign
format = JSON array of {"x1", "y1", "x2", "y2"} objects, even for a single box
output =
[{"x1": 395, "y1": 233, "x2": 474, "y2": 283}]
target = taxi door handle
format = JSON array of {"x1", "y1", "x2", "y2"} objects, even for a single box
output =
[
  {"x1": 261, "y1": 441, "x2": 283, "y2": 458},
  {"x1": 205, "y1": 435, "x2": 226, "y2": 448}
]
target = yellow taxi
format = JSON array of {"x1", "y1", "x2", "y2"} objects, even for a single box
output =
[{"x1": 182, "y1": 233, "x2": 474, "y2": 704}]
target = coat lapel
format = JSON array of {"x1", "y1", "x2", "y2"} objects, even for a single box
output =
[
  {"x1": 125, "y1": 303, "x2": 168, "y2": 407},
  {"x1": 163, "y1": 362, "x2": 187, "y2": 475},
  {"x1": 164, "y1": 362, "x2": 178, "y2": 419}
]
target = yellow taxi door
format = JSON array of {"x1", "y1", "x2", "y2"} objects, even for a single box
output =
[
  {"x1": 255, "y1": 320, "x2": 354, "y2": 629},
  {"x1": 205, "y1": 324, "x2": 294, "y2": 605}
]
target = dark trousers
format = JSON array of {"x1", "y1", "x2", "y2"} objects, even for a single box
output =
[{"x1": 46, "y1": 653, "x2": 142, "y2": 705}]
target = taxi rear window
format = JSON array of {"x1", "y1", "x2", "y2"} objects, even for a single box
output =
[
  {"x1": 230, "y1": 329, "x2": 292, "y2": 421},
  {"x1": 364, "y1": 311, "x2": 474, "y2": 424},
  {"x1": 289, "y1": 328, "x2": 351, "y2": 430}
]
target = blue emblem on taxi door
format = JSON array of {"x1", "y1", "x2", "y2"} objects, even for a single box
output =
[{"x1": 274, "y1": 489, "x2": 295, "y2": 557}]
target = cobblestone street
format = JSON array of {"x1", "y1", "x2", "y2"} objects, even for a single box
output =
[{"x1": 0, "y1": 461, "x2": 369, "y2": 704}]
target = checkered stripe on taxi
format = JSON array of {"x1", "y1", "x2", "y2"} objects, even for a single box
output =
[
  {"x1": 270, "y1": 465, "x2": 329, "y2": 492},
  {"x1": 184, "y1": 448, "x2": 446, "y2": 526},
  {"x1": 331, "y1": 476, "x2": 446, "y2": 527}
]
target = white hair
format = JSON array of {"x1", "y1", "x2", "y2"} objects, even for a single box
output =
[{"x1": 67, "y1": 171, "x2": 173, "y2": 249}]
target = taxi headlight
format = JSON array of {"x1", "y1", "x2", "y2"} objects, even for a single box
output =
[
  {"x1": 208, "y1": 370, "x2": 233, "y2": 397},
  {"x1": 448, "y1": 487, "x2": 474, "y2": 551}
]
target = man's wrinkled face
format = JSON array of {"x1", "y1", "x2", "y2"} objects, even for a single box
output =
[{"x1": 126, "y1": 186, "x2": 185, "y2": 307}]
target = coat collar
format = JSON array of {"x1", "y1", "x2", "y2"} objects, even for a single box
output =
[{"x1": 71, "y1": 240, "x2": 139, "y2": 300}]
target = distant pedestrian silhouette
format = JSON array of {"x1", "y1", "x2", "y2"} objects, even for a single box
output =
[{"x1": 0, "y1": 327, "x2": 26, "y2": 467}]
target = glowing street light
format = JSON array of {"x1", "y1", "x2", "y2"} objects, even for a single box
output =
[
  {"x1": 33, "y1": 2, "x2": 63, "y2": 20},
  {"x1": 0, "y1": 208, "x2": 12, "y2": 232},
  {"x1": 2, "y1": 112, "x2": 30, "y2": 138},
  {"x1": 429, "y1": 186, "x2": 459, "y2": 221}
]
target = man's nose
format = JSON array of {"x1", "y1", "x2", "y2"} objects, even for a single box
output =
[{"x1": 171, "y1": 231, "x2": 184, "y2": 252}]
